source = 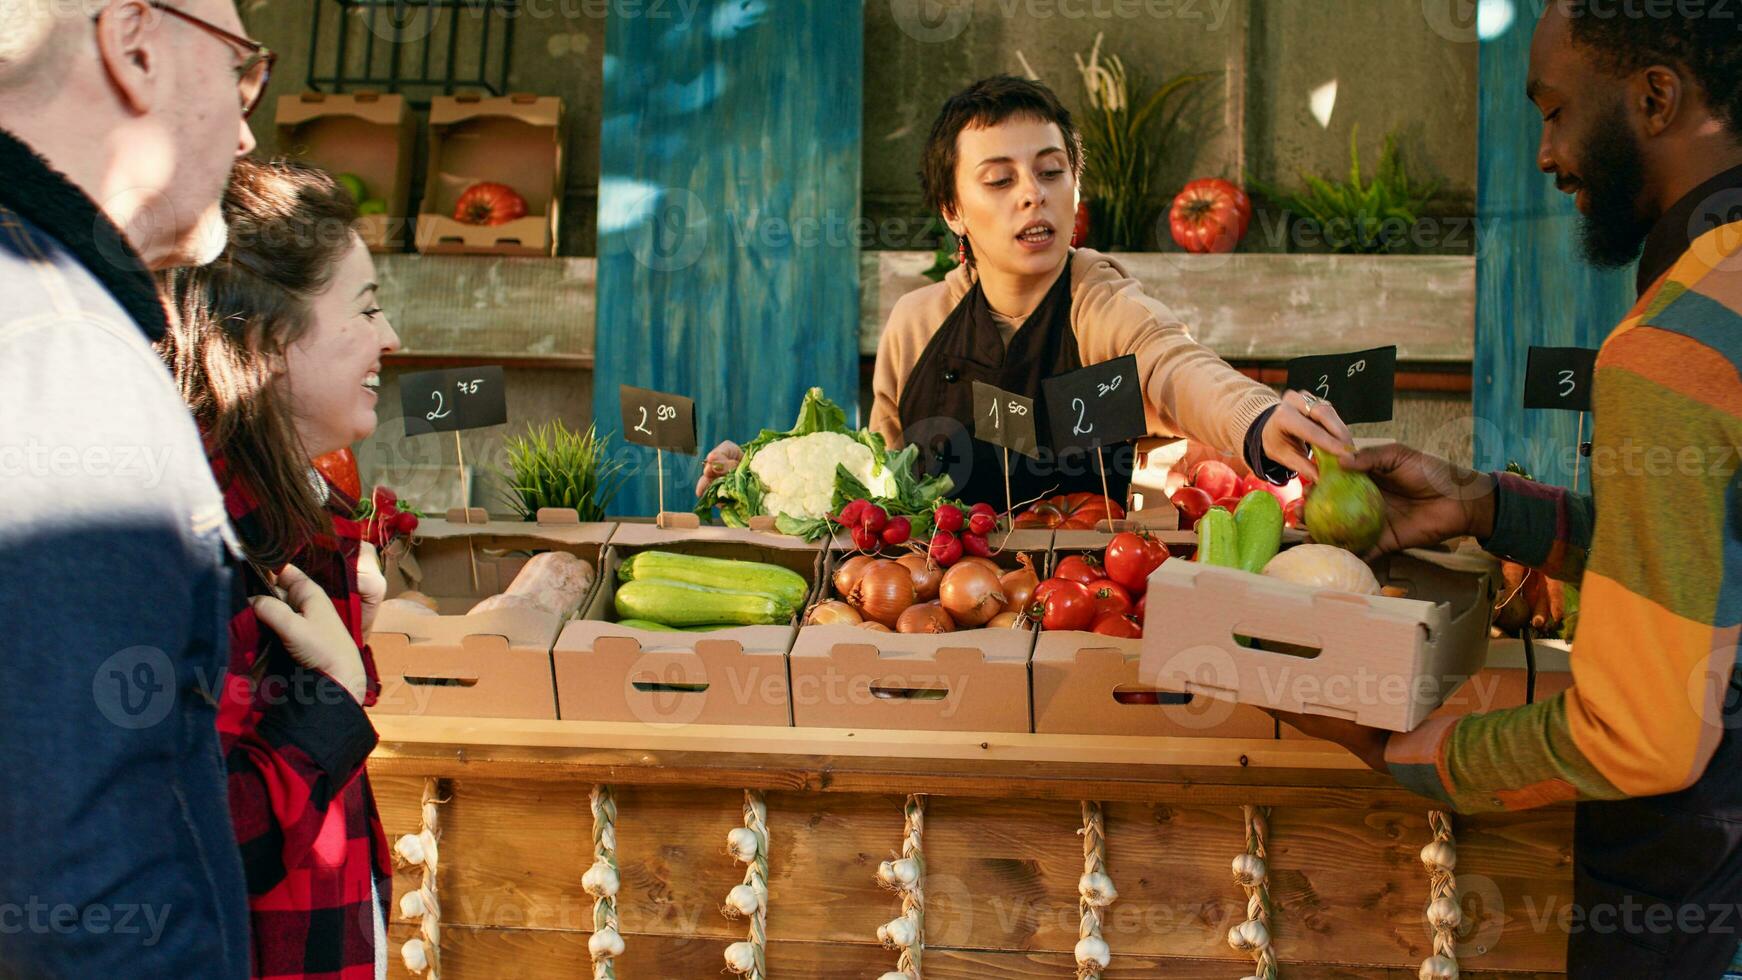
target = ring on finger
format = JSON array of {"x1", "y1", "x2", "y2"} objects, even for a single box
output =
[{"x1": 1300, "y1": 391, "x2": 1320, "y2": 418}]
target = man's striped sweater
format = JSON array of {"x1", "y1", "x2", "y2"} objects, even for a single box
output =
[{"x1": 1386, "y1": 217, "x2": 1742, "y2": 812}]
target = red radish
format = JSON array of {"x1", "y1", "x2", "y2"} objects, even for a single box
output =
[
  {"x1": 839, "y1": 499, "x2": 869, "y2": 525},
  {"x1": 1170, "y1": 486, "x2": 1214, "y2": 528},
  {"x1": 851, "y1": 525, "x2": 878, "y2": 552},
  {"x1": 967, "y1": 511, "x2": 995, "y2": 536},
  {"x1": 860, "y1": 504, "x2": 888, "y2": 536},
  {"x1": 1191, "y1": 460, "x2": 1241, "y2": 501},
  {"x1": 928, "y1": 531, "x2": 963, "y2": 566},
  {"x1": 961, "y1": 531, "x2": 991, "y2": 557},
  {"x1": 969, "y1": 502, "x2": 996, "y2": 519},
  {"x1": 881, "y1": 516, "x2": 911, "y2": 546},
  {"x1": 934, "y1": 504, "x2": 964, "y2": 533}
]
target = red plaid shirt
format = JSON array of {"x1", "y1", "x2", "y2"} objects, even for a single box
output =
[{"x1": 213, "y1": 455, "x2": 391, "y2": 979}]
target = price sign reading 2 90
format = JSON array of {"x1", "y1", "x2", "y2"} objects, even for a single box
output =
[
  {"x1": 400, "y1": 366, "x2": 508, "y2": 436},
  {"x1": 619, "y1": 385, "x2": 699, "y2": 455}
]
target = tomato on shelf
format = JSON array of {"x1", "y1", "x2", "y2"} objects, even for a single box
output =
[
  {"x1": 1031, "y1": 580, "x2": 1096, "y2": 632},
  {"x1": 453, "y1": 182, "x2": 528, "y2": 226},
  {"x1": 1053, "y1": 554, "x2": 1105, "y2": 587},
  {"x1": 1012, "y1": 492, "x2": 1126, "y2": 530},
  {"x1": 1086, "y1": 578, "x2": 1132, "y2": 619},
  {"x1": 1168, "y1": 178, "x2": 1252, "y2": 255},
  {"x1": 1102, "y1": 531, "x2": 1169, "y2": 593}
]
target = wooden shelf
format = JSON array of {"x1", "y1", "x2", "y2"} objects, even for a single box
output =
[{"x1": 383, "y1": 351, "x2": 594, "y2": 370}]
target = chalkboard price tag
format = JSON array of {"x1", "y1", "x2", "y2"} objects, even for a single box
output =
[
  {"x1": 400, "y1": 366, "x2": 508, "y2": 436},
  {"x1": 1041, "y1": 355, "x2": 1148, "y2": 453},
  {"x1": 619, "y1": 385, "x2": 699, "y2": 454},
  {"x1": 971, "y1": 381, "x2": 1040, "y2": 459},
  {"x1": 1523, "y1": 346, "x2": 1598, "y2": 412},
  {"x1": 1284, "y1": 346, "x2": 1397, "y2": 424}
]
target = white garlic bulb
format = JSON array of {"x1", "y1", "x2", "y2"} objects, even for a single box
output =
[
  {"x1": 582, "y1": 861, "x2": 620, "y2": 898},
  {"x1": 876, "y1": 914, "x2": 918, "y2": 949},
  {"x1": 1231, "y1": 853, "x2": 1267, "y2": 887},
  {"x1": 1227, "y1": 917, "x2": 1269, "y2": 952},
  {"x1": 588, "y1": 926, "x2": 625, "y2": 959},
  {"x1": 400, "y1": 938, "x2": 429, "y2": 973},
  {"x1": 723, "y1": 940, "x2": 758, "y2": 974},
  {"x1": 1420, "y1": 840, "x2": 1457, "y2": 872},
  {"x1": 1427, "y1": 896, "x2": 1462, "y2": 930},
  {"x1": 723, "y1": 883, "x2": 760, "y2": 918},
  {"x1": 399, "y1": 889, "x2": 426, "y2": 919},
  {"x1": 876, "y1": 857, "x2": 920, "y2": 888},
  {"x1": 1078, "y1": 871, "x2": 1118, "y2": 907},
  {"x1": 1074, "y1": 934, "x2": 1111, "y2": 969},
  {"x1": 1419, "y1": 954, "x2": 1459, "y2": 980},
  {"x1": 726, "y1": 827, "x2": 759, "y2": 863},
  {"x1": 394, "y1": 832, "x2": 426, "y2": 866},
  {"x1": 877, "y1": 974, "x2": 913, "y2": 980}
]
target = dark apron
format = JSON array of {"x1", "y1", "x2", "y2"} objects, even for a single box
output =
[
  {"x1": 1567, "y1": 665, "x2": 1742, "y2": 978},
  {"x1": 895, "y1": 255, "x2": 1137, "y2": 509}
]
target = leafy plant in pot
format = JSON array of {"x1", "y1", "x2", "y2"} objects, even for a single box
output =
[
  {"x1": 1249, "y1": 126, "x2": 1440, "y2": 254},
  {"x1": 498, "y1": 420, "x2": 625, "y2": 522}
]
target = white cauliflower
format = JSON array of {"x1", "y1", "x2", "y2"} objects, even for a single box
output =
[{"x1": 747, "y1": 431, "x2": 898, "y2": 521}]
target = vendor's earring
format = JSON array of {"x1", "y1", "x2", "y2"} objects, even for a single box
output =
[{"x1": 956, "y1": 235, "x2": 967, "y2": 264}]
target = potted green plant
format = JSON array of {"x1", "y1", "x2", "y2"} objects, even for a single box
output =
[
  {"x1": 498, "y1": 420, "x2": 625, "y2": 521},
  {"x1": 1250, "y1": 126, "x2": 1441, "y2": 254}
]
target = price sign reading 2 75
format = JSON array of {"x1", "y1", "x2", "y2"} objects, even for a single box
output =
[
  {"x1": 971, "y1": 381, "x2": 1040, "y2": 459},
  {"x1": 619, "y1": 385, "x2": 699, "y2": 455},
  {"x1": 400, "y1": 366, "x2": 508, "y2": 436}
]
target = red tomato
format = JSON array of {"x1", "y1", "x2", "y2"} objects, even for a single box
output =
[
  {"x1": 1133, "y1": 592, "x2": 1147, "y2": 625},
  {"x1": 1091, "y1": 613, "x2": 1143, "y2": 639},
  {"x1": 1033, "y1": 580, "x2": 1097, "y2": 632},
  {"x1": 313, "y1": 447, "x2": 361, "y2": 500},
  {"x1": 1212, "y1": 495, "x2": 1245, "y2": 512},
  {"x1": 1054, "y1": 554, "x2": 1104, "y2": 586},
  {"x1": 1086, "y1": 578, "x2": 1132, "y2": 619},
  {"x1": 1103, "y1": 532, "x2": 1169, "y2": 593},
  {"x1": 1014, "y1": 493, "x2": 1126, "y2": 530},
  {"x1": 453, "y1": 182, "x2": 528, "y2": 226},
  {"x1": 1168, "y1": 178, "x2": 1252, "y2": 254},
  {"x1": 1283, "y1": 497, "x2": 1306, "y2": 529},
  {"x1": 1033, "y1": 577, "x2": 1073, "y2": 605},
  {"x1": 1191, "y1": 460, "x2": 1242, "y2": 502},
  {"x1": 1170, "y1": 486, "x2": 1214, "y2": 529}
]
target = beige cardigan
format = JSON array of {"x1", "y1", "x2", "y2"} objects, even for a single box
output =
[{"x1": 870, "y1": 248, "x2": 1279, "y2": 457}]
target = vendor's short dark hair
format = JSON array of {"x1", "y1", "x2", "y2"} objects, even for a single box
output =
[
  {"x1": 920, "y1": 75, "x2": 1085, "y2": 218},
  {"x1": 1562, "y1": 1, "x2": 1742, "y2": 133}
]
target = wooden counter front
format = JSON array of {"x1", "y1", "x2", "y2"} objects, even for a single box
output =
[{"x1": 369, "y1": 716, "x2": 1573, "y2": 978}]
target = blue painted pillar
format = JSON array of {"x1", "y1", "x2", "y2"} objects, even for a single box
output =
[
  {"x1": 1474, "y1": 6, "x2": 1633, "y2": 491},
  {"x1": 593, "y1": 0, "x2": 864, "y2": 517}
]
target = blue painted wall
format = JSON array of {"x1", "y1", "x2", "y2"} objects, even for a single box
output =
[
  {"x1": 594, "y1": 0, "x2": 864, "y2": 517},
  {"x1": 1474, "y1": 8, "x2": 1634, "y2": 492}
]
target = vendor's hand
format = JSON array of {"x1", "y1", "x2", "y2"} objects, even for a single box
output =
[
  {"x1": 1342, "y1": 442, "x2": 1497, "y2": 557},
  {"x1": 250, "y1": 564, "x2": 367, "y2": 703},
  {"x1": 1262, "y1": 390, "x2": 1357, "y2": 481},
  {"x1": 695, "y1": 440, "x2": 743, "y2": 497},
  {"x1": 356, "y1": 541, "x2": 385, "y2": 634},
  {"x1": 1267, "y1": 709, "x2": 1391, "y2": 773}
]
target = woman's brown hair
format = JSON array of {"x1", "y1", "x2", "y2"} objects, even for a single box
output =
[{"x1": 158, "y1": 157, "x2": 360, "y2": 568}]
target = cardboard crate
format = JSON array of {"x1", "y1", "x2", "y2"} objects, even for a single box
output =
[
  {"x1": 552, "y1": 523, "x2": 823, "y2": 727},
  {"x1": 369, "y1": 508, "x2": 613, "y2": 719},
  {"x1": 1032, "y1": 538, "x2": 1275, "y2": 739},
  {"x1": 1280, "y1": 636, "x2": 1573, "y2": 738},
  {"x1": 788, "y1": 532, "x2": 1050, "y2": 733},
  {"x1": 416, "y1": 94, "x2": 564, "y2": 257},
  {"x1": 275, "y1": 92, "x2": 414, "y2": 252},
  {"x1": 1139, "y1": 549, "x2": 1498, "y2": 733}
]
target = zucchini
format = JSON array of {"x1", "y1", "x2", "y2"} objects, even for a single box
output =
[
  {"x1": 618, "y1": 550, "x2": 808, "y2": 608},
  {"x1": 1233, "y1": 491, "x2": 1284, "y2": 574},
  {"x1": 617, "y1": 618, "x2": 738, "y2": 633},
  {"x1": 1195, "y1": 507, "x2": 1240, "y2": 569},
  {"x1": 614, "y1": 579, "x2": 793, "y2": 627}
]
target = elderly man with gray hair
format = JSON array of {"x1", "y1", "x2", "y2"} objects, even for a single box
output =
[{"x1": 0, "y1": 1, "x2": 332, "y2": 976}]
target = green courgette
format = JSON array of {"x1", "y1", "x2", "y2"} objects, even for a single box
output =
[
  {"x1": 1233, "y1": 491, "x2": 1284, "y2": 574},
  {"x1": 614, "y1": 579, "x2": 793, "y2": 627},
  {"x1": 1195, "y1": 507, "x2": 1240, "y2": 569},
  {"x1": 617, "y1": 617, "x2": 739, "y2": 633},
  {"x1": 618, "y1": 550, "x2": 808, "y2": 608}
]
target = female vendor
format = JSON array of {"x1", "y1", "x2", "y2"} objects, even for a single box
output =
[{"x1": 700, "y1": 75, "x2": 1352, "y2": 506}]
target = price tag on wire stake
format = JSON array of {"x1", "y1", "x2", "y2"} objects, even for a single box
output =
[
  {"x1": 1041, "y1": 355, "x2": 1147, "y2": 453},
  {"x1": 1284, "y1": 346, "x2": 1397, "y2": 424},
  {"x1": 1523, "y1": 347, "x2": 1598, "y2": 412},
  {"x1": 400, "y1": 367, "x2": 508, "y2": 436},
  {"x1": 972, "y1": 381, "x2": 1040, "y2": 459},
  {"x1": 619, "y1": 385, "x2": 699, "y2": 454}
]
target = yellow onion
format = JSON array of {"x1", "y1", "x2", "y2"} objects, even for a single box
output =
[
  {"x1": 833, "y1": 554, "x2": 876, "y2": 601},
  {"x1": 897, "y1": 603, "x2": 954, "y2": 634},
  {"x1": 807, "y1": 600, "x2": 862, "y2": 626},
  {"x1": 858, "y1": 620, "x2": 893, "y2": 632},
  {"x1": 897, "y1": 553, "x2": 942, "y2": 601},
  {"x1": 851, "y1": 560, "x2": 915, "y2": 627},
  {"x1": 986, "y1": 611, "x2": 1024, "y2": 629},
  {"x1": 939, "y1": 562, "x2": 1005, "y2": 627},
  {"x1": 999, "y1": 558, "x2": 1039, "y2": 614},
  {"x1": 959, "y1": 555, "x2": 1001, "y2": 576}
]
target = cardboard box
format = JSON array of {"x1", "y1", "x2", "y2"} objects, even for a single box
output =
[
  {"x1": 788, "y1": 532, "x2": 1050, "y2": 733},
  {"x1": 1032, "y1": 538, "x2": 1275, "y2": 738},
  {"x1": 1139, "y1": 549, "x2": 1498, "y2": 733},
  {"x1": 551, "y1": 523, "x2": 823, "y2": 727},
  {"x1": 275, "y1": 92, "x2": 414, "y2": 252},
  {"x1": 416, "y1": 94, "x2": 564, "y2": 256},
  {"x1": 1280, "y1": 636, "x2": 1572, "y2": 738},
  {"x1": 368, "y1": 509, "x2": 613, "y2": 719}
]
